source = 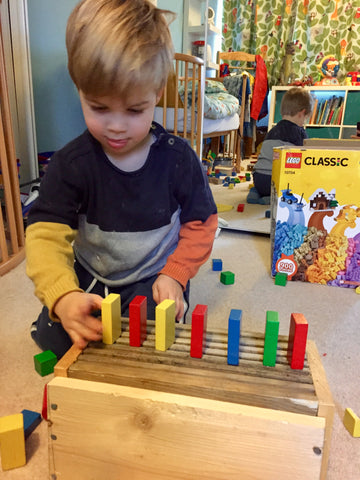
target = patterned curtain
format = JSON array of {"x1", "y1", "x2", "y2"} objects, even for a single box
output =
[{"x1": 222, "y1": 0, "x2": 360, "y2": 87}]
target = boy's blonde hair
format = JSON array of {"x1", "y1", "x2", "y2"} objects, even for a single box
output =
[
  {"x1": 66, "y1": 0, "x2": 174, "y2": 97},
  {"x1": 280, "y1": 87, "x2": 313, "y2": 117}
]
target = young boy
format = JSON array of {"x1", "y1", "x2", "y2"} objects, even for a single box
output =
[
  {"x1": 248, "y1": 87, "x2": 313, "y2": 204},
  {"x1": 26, "y1": 0, "x2": 218, "y2": 359}
]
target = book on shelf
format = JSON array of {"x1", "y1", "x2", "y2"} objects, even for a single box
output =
[
  {"x1": 315, "y1": 100, "x2": 325, "y2": 124},
  {"x1": 321, "y1": 100, "x2": 331, "y2": 125},
  {"x1": 326, "y1": 96, "x2": 338, "y2": 124},
  {"x1": 331, "y1": 97, "x2": 344, "y2": 125},
  {"x1": 336, "y1": 104, "x2": 344, "y2": 125},
  {"x1": 318, "y1": 100, "x2": 328, "y2": 124},
  {"x1": 309, "y1": 98, "x2": 318, "y2": 124},
  {"x1": 310, "y1": 95, "x2": 344, "y2": 126},
  {"x1": 323, "y1": 95, "x2": 336, "y2": 124}
]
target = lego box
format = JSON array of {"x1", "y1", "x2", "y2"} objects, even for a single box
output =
[{"x1": 271, "y1": 146, "x2": 360, "y2": 287}]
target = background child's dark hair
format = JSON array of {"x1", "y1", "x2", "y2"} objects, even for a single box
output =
[
  {"x1": 66, "y1": 0, "x2": 175, "y2": 97},
  {"x1": 280, "y1": 87, "x2": 313, "y2": 117}
]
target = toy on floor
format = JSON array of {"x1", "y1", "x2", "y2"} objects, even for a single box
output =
[
  {"x1": 33, "y1": 350, "x2": 57, "y2": 376},
  {"x1": 0, "y1": 414, "x2": 26, "y2": 471},
  {"x1": 343, "y1": 408, "x2": 360, "y2": 437},
  {"x1": 237, "y1": 203, "x2": 245, "y2": 212},
  {"x1": 275, "y1": 272, "x2": 288, "y2": 286},
  {"x1": 21, "y1": 410, "x2": 41, "y2": 439},
  {"x1": 212, "y1": 259, "x2": 223, "y2": 271},
  {"x1": 220, "y1": 270, "x2": 235, "y2": 285},
  {"x1": 216, "y1": 203, "x2": 233, "y2": 212}
]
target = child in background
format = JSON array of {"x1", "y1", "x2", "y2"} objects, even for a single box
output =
[
  {"x1": 247, "y1": 87, "x2": 313, "y2": 204},
  {"x1": 26, "y1": 0, "x2": 217, "y2": 359}
]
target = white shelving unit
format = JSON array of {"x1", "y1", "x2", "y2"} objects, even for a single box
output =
[
  {"x1": 182, "y1": 0, "x2": 221, "y2": 71},
  {"x1": 268, "y1": 85, "x2": 360, "y2": 140}
]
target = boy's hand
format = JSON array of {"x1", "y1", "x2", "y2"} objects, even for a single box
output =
[
  {"x1": 53, "y1": 291, "x2": 103, "y2": 350},
  {"x1": 152, "y1": 274, "x2": 184, "y2": 320}
]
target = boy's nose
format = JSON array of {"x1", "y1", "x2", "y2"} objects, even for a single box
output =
[{"x1": 108, "y1": 115, "x2": 127, "y2": 132}]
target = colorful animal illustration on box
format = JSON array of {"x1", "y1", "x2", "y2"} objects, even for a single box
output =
[
  {"x1": 330, "y1": 205, "x2": 360, "y2": 236},
  {"x1": 279, "y1": 184, "x2": 305, "y2": 227}
]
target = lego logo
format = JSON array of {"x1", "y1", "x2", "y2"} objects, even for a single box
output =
[{"x1": 285, "y1": 152, "x2": 302, "y2": 169}]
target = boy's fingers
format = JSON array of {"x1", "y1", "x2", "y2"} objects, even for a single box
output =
[
  {"x1": 85, "y1": 315, "x2": 103, "y2": 334},
  {"x1": 71, "y1": 316, "x2": 102, "y2": 344},
  {"x1": 67, "y1": 330, "x2": 88, "y2": 350},
  {"x1": 175, "y1": 300, "x2": 184, "y2": 321}
]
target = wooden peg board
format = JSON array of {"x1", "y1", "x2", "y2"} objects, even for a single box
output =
[{"x1": 49, "y1": 320, "x2": 334, "y2": 480}]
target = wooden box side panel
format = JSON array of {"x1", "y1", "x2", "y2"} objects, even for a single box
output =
[
  {"x1": 306, "y1": 340, "x2": 335, "y2": 480},
  {"x1": 48, "y1": 377, "x2": 325, "y2": 480}
]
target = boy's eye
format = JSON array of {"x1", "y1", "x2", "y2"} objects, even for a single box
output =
[
  {"x1": 128, "y1": 109, "x2": 143, "y2": 114},
  {"x1": 90, "y1": 104, "x2": 108, "y2": 112}
]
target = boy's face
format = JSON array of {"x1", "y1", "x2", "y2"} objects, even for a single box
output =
[{"x1": 79, "y1": 87, "x2": 162, "y2": 160}]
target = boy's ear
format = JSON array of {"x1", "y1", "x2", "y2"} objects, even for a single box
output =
[{"x1": 156, "y1": 87, "x2": 164, "y2": 105}]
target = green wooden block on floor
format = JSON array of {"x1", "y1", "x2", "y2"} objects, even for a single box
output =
[
  {"x1": 275, "y1": 272, "x2": 288, "y2": 286},
  {"x1": 220, "y1": 271, "x2": 235, "y2": 285},
  {"x1": 263, "y1": 311, "x2": 280, "y2": 367},
  {"x1": 34, "y1": 350, "x2": 57, "y2": 376}
]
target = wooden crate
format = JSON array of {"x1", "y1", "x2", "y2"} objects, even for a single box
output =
[{"x1": 48, "y1": 320, "x2": 334, "y2": 480}]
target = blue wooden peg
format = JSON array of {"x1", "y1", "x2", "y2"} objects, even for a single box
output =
[{"x1": 227, "y1": 309, "x2": 242, "y2": 365}]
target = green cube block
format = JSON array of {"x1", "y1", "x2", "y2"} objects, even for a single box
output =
[
  {"x1": 34, "y1": 350, "x2": 57, "y2": 376},
  {"x1": 275, "y1": 272, "x2": 288, "y2": 286},
  {"x1": 220, "y1": 271, "x2": 235, "y2": 285},
  {"x1": 263, "y1": 311, "x2": 280, "y2": 367}
]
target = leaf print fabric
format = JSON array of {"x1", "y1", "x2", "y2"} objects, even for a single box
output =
[{"x1": 222, "y1": 0, "x2": 360, "y2": 87}]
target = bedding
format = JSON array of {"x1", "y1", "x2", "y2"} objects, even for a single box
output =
[
  {"x1": 153, "y1": 107, "x2": 239, "y2": 134},
  {"x1": 178, "y1": 79, "x2": 239, "y2": 120}
]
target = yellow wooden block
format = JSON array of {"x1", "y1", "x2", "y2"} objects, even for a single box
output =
[
  {"x1": 155, "y1": 299, "x2": 175, "y2": 351},
  {"x1": 216, "y1": 203, "x2": 233, "y2": 213},
  {"x1": 343, "y1": 408, "x2": 360, "y2": 437},
  {"x1": 0, "y1": 413, "x2": 26, "y2": 471},
  {"x1": 101, "y1": 293, "x2": 122, "y2": 345}
]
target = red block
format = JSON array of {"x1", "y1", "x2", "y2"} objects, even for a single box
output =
[
  {"x1": 129, "y1": 296, "x2": 147, "y2": 347},
  {"x1": 42, "y1": 384, "x2": 48, "y2": 420},
  {"x1": 237, "y1": 203, "x2": 245, "y2": 212},
  {"x1": 190, "y1": 304, "x2": 208, "y2": 358},
  {"x1": 287, "y1": 313, "x2": 308, "y2": 369}
]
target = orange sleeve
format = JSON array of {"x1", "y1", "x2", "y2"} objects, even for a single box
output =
[{"x1": 159, "y1": 213, "x2": 218, "y2": 289}]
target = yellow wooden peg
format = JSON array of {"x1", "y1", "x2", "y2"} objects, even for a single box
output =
[
  {"x1": 101, "y1": 293, "x2": 122, "y2": 344},
  {"x1": 155, "y1": 299, "x2": 175, "y2": 351},
  {"x1": 0, "y1": 414, "x2": 26, "y2": 471},
  {"x1": 343, "y1": 408, "x2": 360, "y2": 437}
]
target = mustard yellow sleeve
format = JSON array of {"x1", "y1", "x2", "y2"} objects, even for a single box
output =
[{"x1": 25, "y1": 222, "x2": 83, "y2": 318}]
